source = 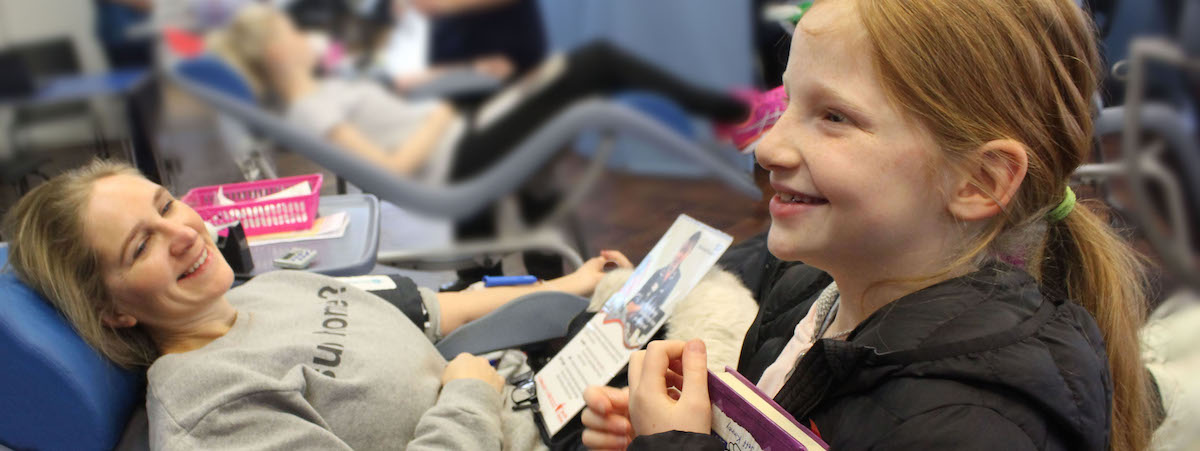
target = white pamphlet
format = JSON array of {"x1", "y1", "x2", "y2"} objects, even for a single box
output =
[{"x1": 536, "y1": 215, "x2": 733, "y2": 435}]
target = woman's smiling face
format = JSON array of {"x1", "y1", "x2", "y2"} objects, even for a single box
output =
[
  {"x1": 83, "y1": 174, "x2": 234, "y2": 329},
  {"x1": 756, "y1": 0, "x2": 959, "y2": 276}
]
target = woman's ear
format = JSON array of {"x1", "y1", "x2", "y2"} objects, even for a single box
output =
[
  {"x1": 260, "y1": 38, "x2": 285, "y2": 68},
  {"x1": 947, "y1": 139, "x2": 1029, "y2": 222},
  {"x1": 101, "y1": 309, "x2": 138, "y2": 329}
]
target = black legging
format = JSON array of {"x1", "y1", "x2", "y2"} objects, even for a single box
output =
[
  {"x1": 446, "y1": 42, "x2": 747, "y2": 278},
  {"x1": 449, "y1": 41, "x2": 748, "y2": 181}
]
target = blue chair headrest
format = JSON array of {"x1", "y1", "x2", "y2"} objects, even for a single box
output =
[
  {"x1": 0, "y1": 243, "x2": 145, "y2": 451},
  {"x1": 174, "y1": 54, "x2": 257, "y2": 105}
]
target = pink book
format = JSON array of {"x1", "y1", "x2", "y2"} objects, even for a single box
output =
[{"x1": 708, "y1": 366, "x2": 829, "y2": 450}]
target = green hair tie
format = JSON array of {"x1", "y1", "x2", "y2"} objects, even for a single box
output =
[
  {"x1": 789, "y1": 1, "x2": 815, "y2": 25},
  {"x1": 1047, "y1": 186, "x2": 1076, "y2": 222}
]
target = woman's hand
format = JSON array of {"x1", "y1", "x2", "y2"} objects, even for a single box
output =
[
  {"x1": 628, "y1": 339, "x2": 712, "y2": 436},
  {"x1": 551, "y1": 250, "x2": 634, "y2": 297},
  {"x1": 581, "y1": 385, "x2": 634, "y2": 450},
  {"x1": 442, "y1": 353, "x2": 504, "y2": 393},
  {"x1": 472, "y1": 54, "x2": 514, "y2": 80}
]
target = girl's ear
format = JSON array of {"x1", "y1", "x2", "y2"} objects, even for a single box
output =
[{"x1": 947, "y1": 139, "x2": 1029, "y2": 222}]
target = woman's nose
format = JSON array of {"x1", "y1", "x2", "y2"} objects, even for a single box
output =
[{"x1": 164, "y1": 220, "x2": 198, "y2": 256}]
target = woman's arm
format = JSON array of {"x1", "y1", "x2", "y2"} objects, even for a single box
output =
[
  {"x1": 326, "y1": 102, "x2": 459, "y2": 175},
  {"x1": 405, "y1": 354, "x2": 507, "y2": 450},
  {"x1": 407, "y1": 376, "x2": 506, "y2": 450},
  {"x1": 161, "y1": 391, "x2": 355, "y2": 450},
  {"x1": 436, "y1": 251, "x2": 633, "y2": 335}
]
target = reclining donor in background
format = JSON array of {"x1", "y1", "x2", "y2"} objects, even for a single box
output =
[{"x1": 208, "y1": 5, "x2": 749, "y2": 181}]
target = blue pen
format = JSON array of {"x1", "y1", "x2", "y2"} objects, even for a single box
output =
[{"x1": 483, "y1": 275, "x2": 539, "y2": 287}]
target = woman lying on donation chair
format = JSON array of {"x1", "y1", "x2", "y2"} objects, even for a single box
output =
[
  {"x1": 1, "y1": 160, "x2": 634, "y2": 450},
  {"x1": 208, "y1": 4, "x2": 750, "y2": 180}
]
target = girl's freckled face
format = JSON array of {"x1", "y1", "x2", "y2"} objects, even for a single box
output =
[{"x1": 755, "y1": 0, "x2": 956, "y2": 274}]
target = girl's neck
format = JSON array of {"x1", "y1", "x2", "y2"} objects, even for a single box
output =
[
  {"x1": 150, "y1": 297, "x2": 239, "y2": 355},
  {"x1": 824, "y1": 259, "x2": 975, "y2": 338},
  {"x1": 825, "y1": 278, "x2": 910, "y2": 336}
]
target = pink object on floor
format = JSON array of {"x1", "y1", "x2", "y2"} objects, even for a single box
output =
[{"x1": 715, "y1": 85, "x2": 788, "y2": 153}]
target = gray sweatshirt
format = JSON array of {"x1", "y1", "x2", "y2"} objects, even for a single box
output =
[{"x1": 145, "y1": 271, "x2": 545, "y2": 450}]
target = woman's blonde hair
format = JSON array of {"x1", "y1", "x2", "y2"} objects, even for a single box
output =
[
  {"x1": 1, "y1": 160, "x2": 158, "y2": 368},
  {"x1": 852, "y1": 0, "x2": 1151, "y2": 449},
  {"x1": 205, "y1": 4, "x2": 285, "y2": 99}
]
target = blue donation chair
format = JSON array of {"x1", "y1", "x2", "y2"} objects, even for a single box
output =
[{"x1": 0, "y1": 243, "x2": 145, "y2": 451}]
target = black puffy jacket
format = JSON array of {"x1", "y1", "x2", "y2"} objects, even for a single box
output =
[{"x1": 631, "y1": 238, "x2": 1112, "y2": 450}]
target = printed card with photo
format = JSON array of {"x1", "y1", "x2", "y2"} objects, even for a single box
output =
[{"x1": 536, "y1": 215, "x2": 733, "y2": 435}]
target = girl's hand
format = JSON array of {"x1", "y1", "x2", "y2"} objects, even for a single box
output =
[
  {"x1": 552, "y1": 250, "x2": 634, "y2": 297},
  {"x1": 628, "y1": 339, "x2": 712, "y2": 436},
  {"x1": 442, "y1": 353, "x2": 504, "y2": 393},
  {"x1": 581, "y1": 386, "x2": 634, "y2": 450}
]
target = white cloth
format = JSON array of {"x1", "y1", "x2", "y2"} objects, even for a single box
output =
[
  {"x1": 757, "y1": 282, "x2": 839, "y2": 398},
  {"x1": 1143, "y1": 291, "x2": 1200, "y2": 451},
  {"x1": 378, "y1": 8, "x2": 431, "y2": 78}
]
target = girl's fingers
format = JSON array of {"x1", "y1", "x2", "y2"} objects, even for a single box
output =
[
  {"x1": 583, "y1": 386, "x2": 613, "y2": 416},
  {"x1": 581, "y1": 408, "x2": 629, "y2": 434},
  {"x1": 668, "y1": 386, "x2": 682, "y2": 401},
  {"x1": 669, "y1": 359, "x2": 683, "y2": 378},
  {"x1": 665, "y1": 369, "x2": 684, "y2": 391},
  {"x1": 677, "y1": 339, "x2": 711, "y2": 405},
  {"x1": 594, "y1": 385, "x2": 630, "y2": 412},
  {"x1": 639, "y1": 341, "x2": 688, "y2": 397},
  {"x1": 628, "y1": 350, "x2": 645, "y2": 394},
  {"x1": 612, "y1": 386, "x2": 631, "y2": 411},
  {"x1": 581, "y1": 407, "x2": 604, "y2": 428},
  {"x1": 581, "y1": 429, "x2": 630, "y2": 451}
]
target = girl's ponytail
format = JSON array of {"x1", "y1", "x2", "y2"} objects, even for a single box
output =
[{"x1": 1043, "y1": 199, "x2": 1153, "y2": 451}]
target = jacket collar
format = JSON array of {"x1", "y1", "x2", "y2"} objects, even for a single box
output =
[
  {"x1": 773, "y1": 263, "x2": 1059, "y2": 417},
  {"x1": 849, "y1": 263, "x2": 1045, "y2": 355}
]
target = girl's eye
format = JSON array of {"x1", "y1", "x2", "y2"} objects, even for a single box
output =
[
  {"x1": 160, "y1": 200, "x2": 173, "y2": 215},
  {"x1": 824, "y1": 110, "x2": 848, "y2": 124}
]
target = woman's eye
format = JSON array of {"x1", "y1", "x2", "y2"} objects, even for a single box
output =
[
  {"x1": 133, "y1": 239, "x2": 147, "y2": 260},
  {"x1": 160, "y1": 200, "x2": 173, "y2": 215}
]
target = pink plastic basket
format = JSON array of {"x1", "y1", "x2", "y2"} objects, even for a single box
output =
[{"x1": 181, "y1": 174, "x2": 324, "y2": 236}]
